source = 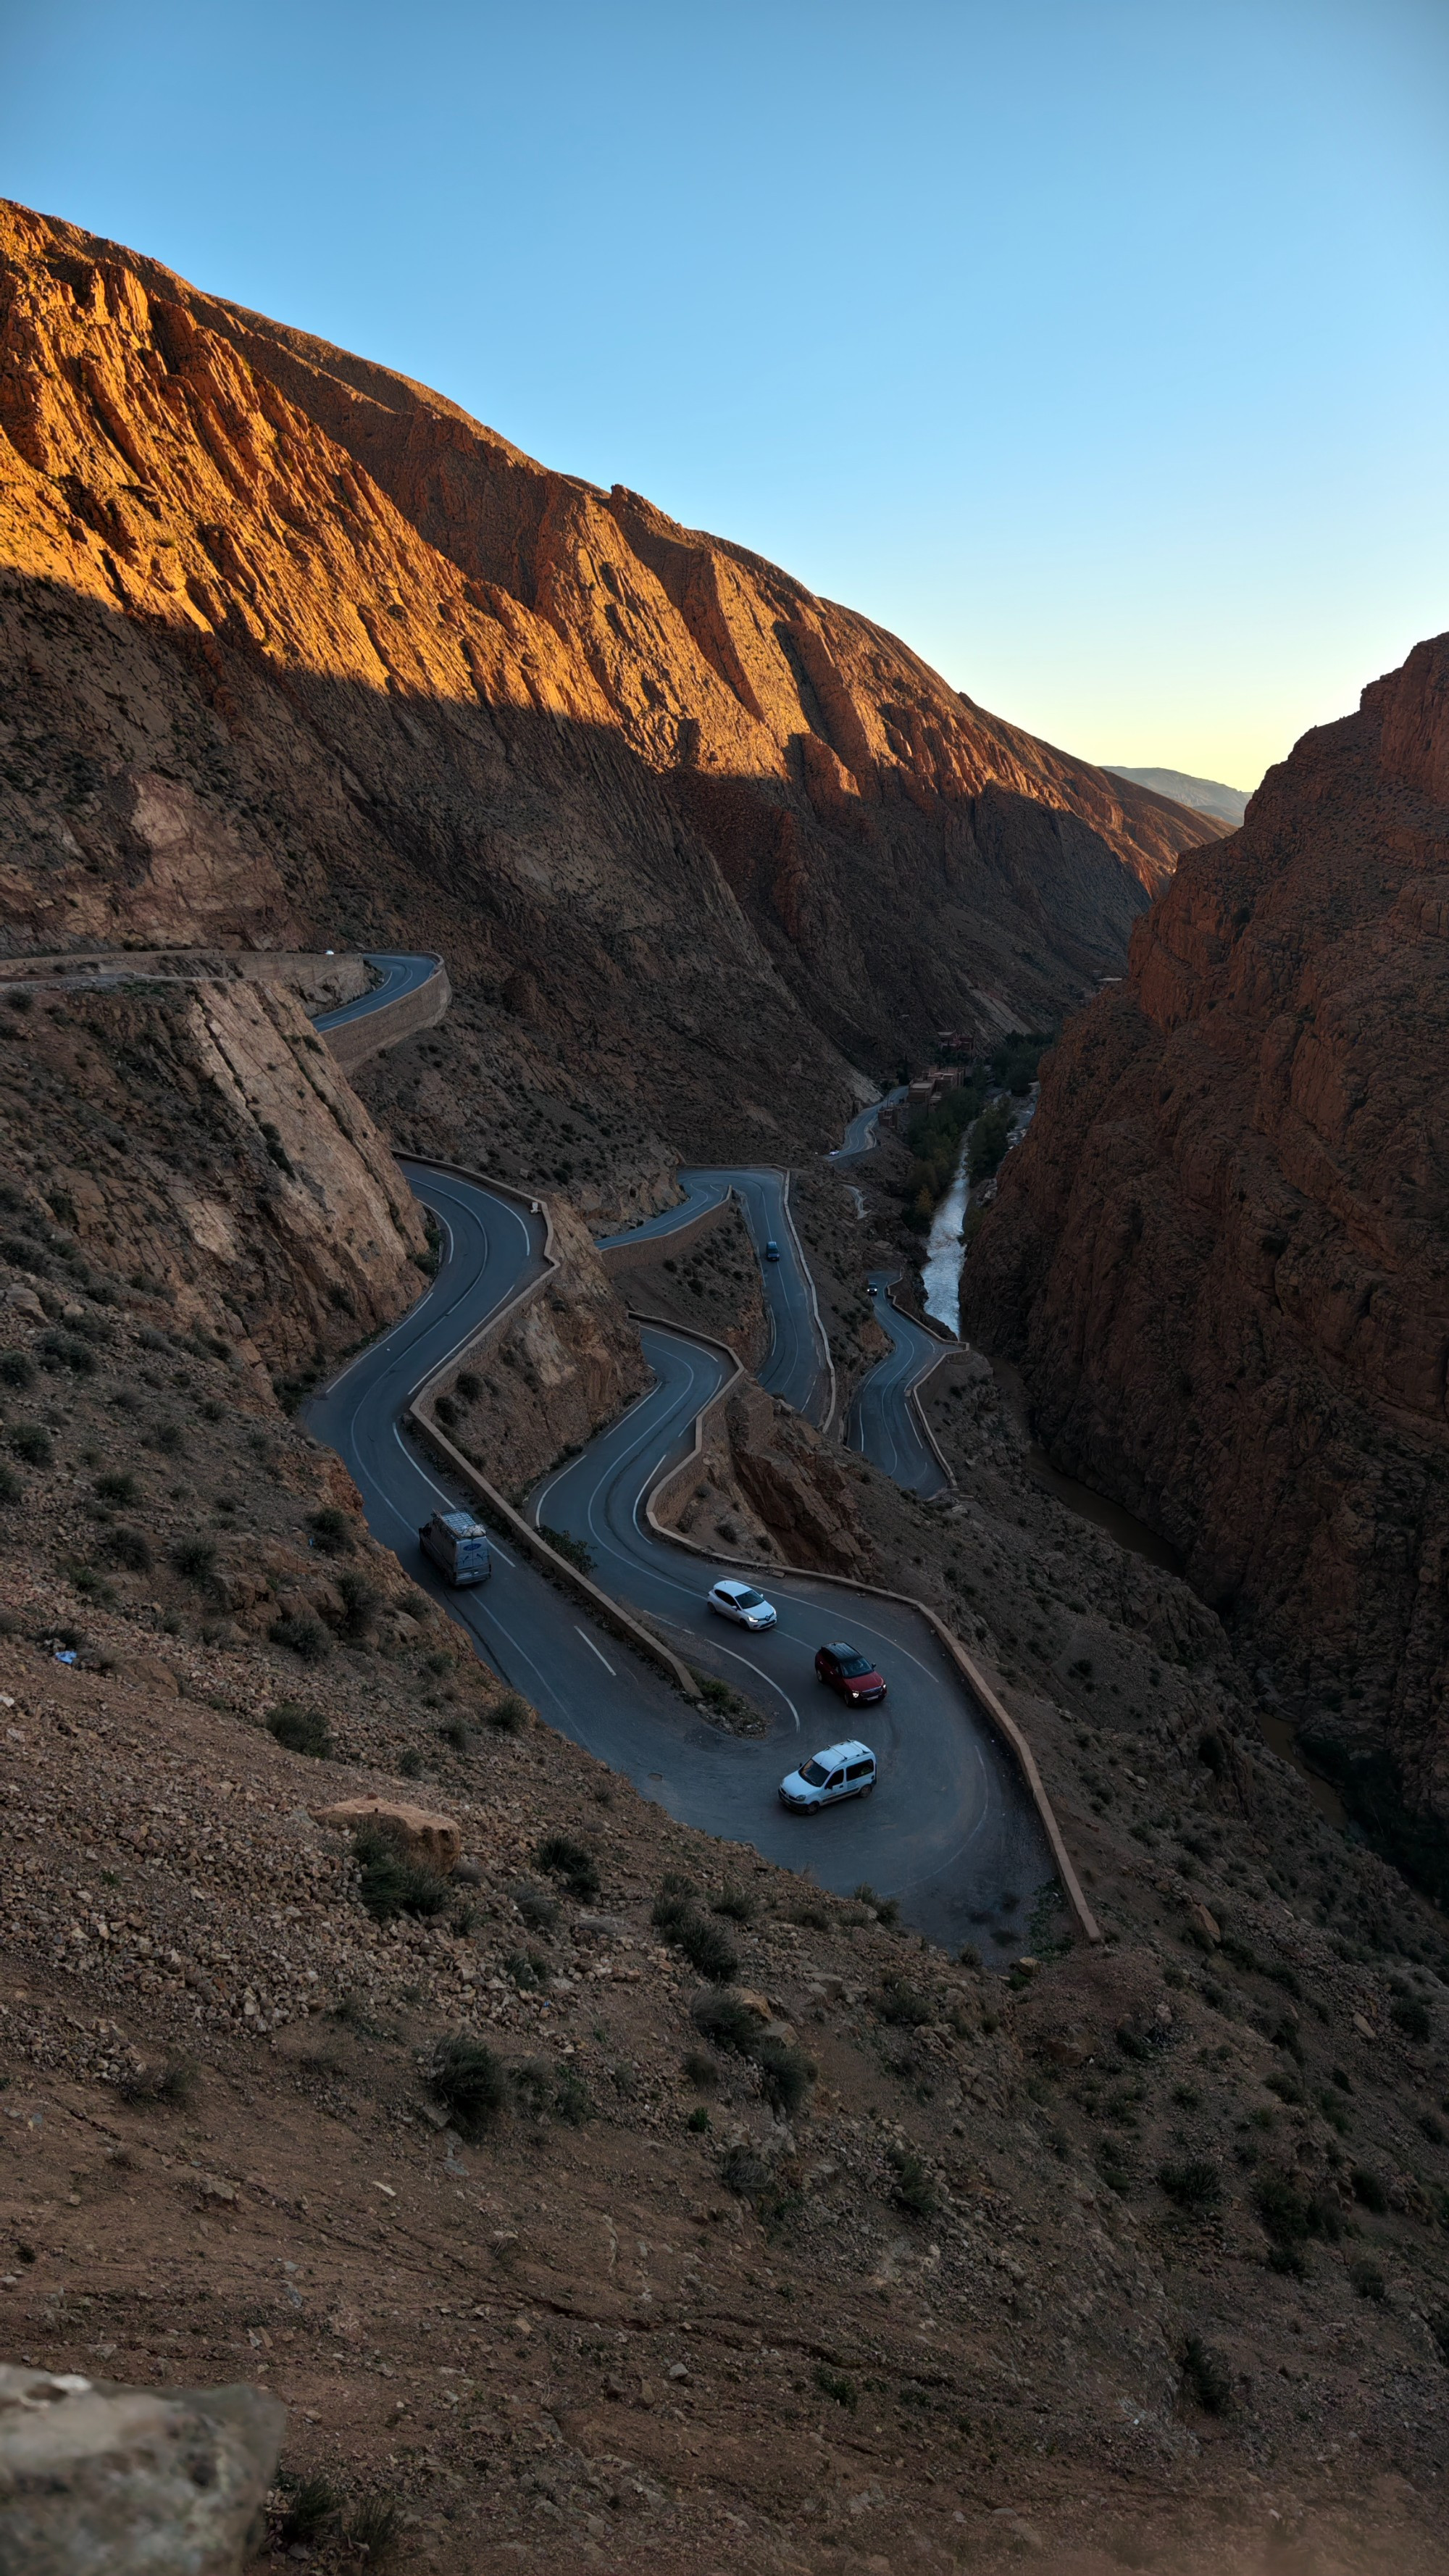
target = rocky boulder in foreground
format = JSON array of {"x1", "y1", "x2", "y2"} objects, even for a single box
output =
[{"x1": 0, "y1": 2366, "x2": 283, "y2": 2574}]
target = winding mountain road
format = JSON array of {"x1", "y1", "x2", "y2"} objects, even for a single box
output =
[
  {"x1": 313, "y1": 950, "x2": 441, "y2": 1033},
  {"x1": 848, "y1": 1277, "x2": 952, "y2": 1499},
  {"x1": 598, "y1": 1166, "x2": 830, "y2": 1426},
  {"x1": 304, "y1": 979, "x2": 1053, "y2": 1948}
]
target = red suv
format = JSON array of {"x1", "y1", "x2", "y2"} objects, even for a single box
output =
[{"x1": 814, "y1": 1641, "x2": 888, "y2": 1706}]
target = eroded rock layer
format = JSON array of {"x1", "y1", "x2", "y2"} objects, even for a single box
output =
[
  {"x1": 0, "y1": 197, "x2": 1220, "y2": 1159},
  {"x1": 963, "y1": 634, "x2": 1449, "y2": 1879}
]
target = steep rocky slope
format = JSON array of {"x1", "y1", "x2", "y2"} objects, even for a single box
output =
[
  {"x1": 0, "y1": 196, "x2": 1221, "y2": 1175},
  {"x1": 1, "y1": 1192, "x2": 1447, "y2": 2575},
  {"x1": 964, "y1": 634, "x2": 1449, "y2": 1890}
]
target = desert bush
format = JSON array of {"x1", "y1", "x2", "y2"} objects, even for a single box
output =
[
  {"x1": 1352, "y1": 2165, "x2": 1388, "y2": 2213},
  {"x1": 1158, "y1": 2159, "x2": 1222, "y2": 2212},
  {"x1": 719, "y1": 2142, "x2": 770, "y2": 2198},
  {"x1": 9, "y1": 1423, "x2": 51, "y2": 1466},
  {"x1": 692, "y1": 1991, "x2": 764, "y2": 2054},
  {"x1": 755, "y1": 2034, "x2": 815, "y2": 2117},
  {"x1": 333, "y1": 1567, "x2": 377, "y2": 1639},
  {"x1": 38, "y1": 1328, "x2": 94, "y2": 1375},
  {"x1": 99, "y1": 1504, "x2": 151, "y2": 1566},
  {"x1": 342, "y1": 2493, "x2": 398, "y2": 2561},
  {"x1": 680, "y1": 1914, "x2": 738, "y2": 1983},
  {"x1": 878, "y1": 1975, "x2": 932, "y2": 2027},
  {"x1": 682, "y1": 2048, "x2": 718, "y2": 2090},
  {"x1": 505, "y1": 1950, "x2": 551, "y2": 1991},
  {"x1": 1349, "y1": 2259, "x2": 1387, "y2": 2302},
  {"x1": 0, "y1": 1351, "x2": 33, "y2": 1389},
  {"x1": 510, "y1": 2057, "x2": 591, "y2": 2126},
  {"x1": 488, "y1": 1691, "x2": 527, "y2": 1733},
  {"x1": 511, "y1": 1880, "x2": 559, "y2": 1934},
  {"x1": 1391, "y1": 1994, "x2": 1432, "y2": 2043},
  {"x1": 94, "y1": 1469, "x2": 138, "y2": 1505},
  {"x1": 398, "y1": 1747, "x2": 423, "y2": 1777},
  {"x1": 888, "y1": 2144, "x2": 937, "y2": 2217},
  {"x1": 712, "y1": 1883, "x2": 756, "y2": 1922},
  {"x1": 536, "y1": 1833, "x2": 599, "y2": 1900},
  {"x1": 428, "y1": 2033, "x2": 506, "y2": 2138},
  {"x1": 814, "y1": 2364, "x2": 856, "y2": 2407},
  {"x1": 687, "y1": 2104, "x2": 710, "y2": 2132},
  {"x1": 267, "y1": 1701, "x2": 331, "y2": 1759},
  {"x1": 1180, "y1": 2334, "x2": 1232, "y2": 2414},
  {"x1": 269, "y1": 1611, "x2": 331, "y2": 1663},
  {"x1": 354, "y1": 1822, "x2": 450, "y2": 1923},
  {"x1": 171, "y1": 1535, "x2": 217, "y2": 1585},
  {"x1": 117, "y1": 2054, "x2": 198, "y2": 2109},
  {"x1": 456, "y1": 1370, "x2": 481, "y2": 1402},
  {"x1": 309, "y1": 1505, "x2": 354, "y2": 1556},
  {"x1": 274, "y1": 2475, "x2": 341, "y2": 2550}
]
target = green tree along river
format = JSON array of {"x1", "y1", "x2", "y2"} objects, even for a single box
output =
[{"x1": 902, "y1": 1031, "x2": 1050, "y2": 1231}]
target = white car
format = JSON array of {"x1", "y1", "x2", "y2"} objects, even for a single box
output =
[
  {"x1": 780, "y1": 1739, "x2": 877, "y2": 1811},
  {"x1": 708, "y1": 1577, "x2": 777, "y2": 1631}
]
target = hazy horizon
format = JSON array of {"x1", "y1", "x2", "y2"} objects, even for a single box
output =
[{"x1": 5, "y1": 0, "x2": 1446, "y2": 790}]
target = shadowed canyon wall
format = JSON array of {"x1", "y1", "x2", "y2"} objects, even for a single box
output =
[
  {"x1": 0, "y1": 197, "x2": 1222, "y2": 1163},
  {"x1": 964, "y1": 634, "x2": 1449, "y2": 1885}
]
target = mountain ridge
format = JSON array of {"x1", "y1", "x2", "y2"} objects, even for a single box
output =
[
  {"x1": 965, "y1": 633, "x2": 1449, "y2": 1886},
  {"x1": 0, "y1": 195, "x2": 1223, "y2": 1174},
  {"x1": 1103, "y1": 764, "x2": 1250, "y2": 828}
]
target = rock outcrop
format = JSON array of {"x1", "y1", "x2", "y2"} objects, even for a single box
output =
[
  {"x1": 0, "y1": 197, "x2": 1222, "y2": 1164},
  {"x1": 0, "y1": 972, "x2": 426, "y2": 1382},
  {"x1": 963, "y1": 633, "x2": 1449, "y2": 1883}
]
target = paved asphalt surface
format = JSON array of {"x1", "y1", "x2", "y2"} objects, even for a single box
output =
[
  {"x1": 599, "y1": 1167, "x2": 830, "y2": 1427},
  {"x1": 848, "y1": 1276, "x2": 953, "y2": 1499},
  {"x1": 304, "y1": 980, "x2": 1052, "y2": 1946},
  {"x1": 313, "y1": 951, "x2": 438, "y2": 1033},
  {"x1": 828, "y1": 1084, "x2": 907, "y2": 1165}
]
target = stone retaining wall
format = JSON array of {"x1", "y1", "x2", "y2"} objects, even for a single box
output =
[
  {"x1": 322, "y1": 960, "x2": 451, "y2": 1072},
  {"x1": 593, "y1": 1193, "x2": 735, "y2": 1275}
]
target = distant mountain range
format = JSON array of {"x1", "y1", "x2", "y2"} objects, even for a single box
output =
[{"x1": 1103, "y1": 765, "x2": 1250, "y2": 829}]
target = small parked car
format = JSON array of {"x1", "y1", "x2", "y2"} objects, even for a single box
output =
[
  {"x1": 764, "y1": 1239, "x2": 781, "y2": 1261},
  {"x1": 419, "y1": 1509, "x2": 491, "y2": 1587},
  {"x1": 780, "y1": 1739, "x2": 877, "y2": 1811},
  {"x1": 708, "y1": 1577, "x2": 777, "y2": 1631},
  {"x1": 814, "y1": 1640, "x2": 887, "y2": 1706}
]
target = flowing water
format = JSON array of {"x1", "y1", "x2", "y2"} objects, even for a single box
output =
[
  {"x1": 920, "y1": 1088, "x2": 1038, "y2": 1336},
  {"x1": 920, "y1": 1140, "x2": 970, "y2": 1335}
]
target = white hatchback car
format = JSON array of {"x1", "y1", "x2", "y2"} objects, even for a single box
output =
[
  {"x1": 779, "y1": 1740, "x2": 877, "y2": 1811},
  {"x1": 708, "y1": 1577, "x2": 777, "y2": 1631}
]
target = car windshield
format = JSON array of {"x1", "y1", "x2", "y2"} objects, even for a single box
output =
[
  {"x1": 799, "y1": 1759, "x2": 831, "y2": 1787},
  {"x1": 837, "y1": 1654, "x2": 873, "y2": 1678},
  {"x1": 734, "y1": 1588, "x2": 765, "y2": 1609}
]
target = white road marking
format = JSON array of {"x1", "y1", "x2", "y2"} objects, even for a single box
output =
[{"x1": 575, "y1": 1629, "x2": 617, "y2": 1675}]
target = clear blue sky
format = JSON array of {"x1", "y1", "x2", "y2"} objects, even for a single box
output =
[{"x1": 4, "y1": 0, "x2": 1446, "y2": 786}]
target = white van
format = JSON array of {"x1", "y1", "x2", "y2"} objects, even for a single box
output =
[
  {"x1": 419, "y1": 1509, "x2": 491, "y2": 1587},
  {"x1": 779, "y1": 1739, "x2": 877, "y2": 1812}
]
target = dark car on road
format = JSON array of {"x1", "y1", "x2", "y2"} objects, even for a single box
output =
[{"x1": 814, "y1": 1641, "x2": 887, "y2": 1706}]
